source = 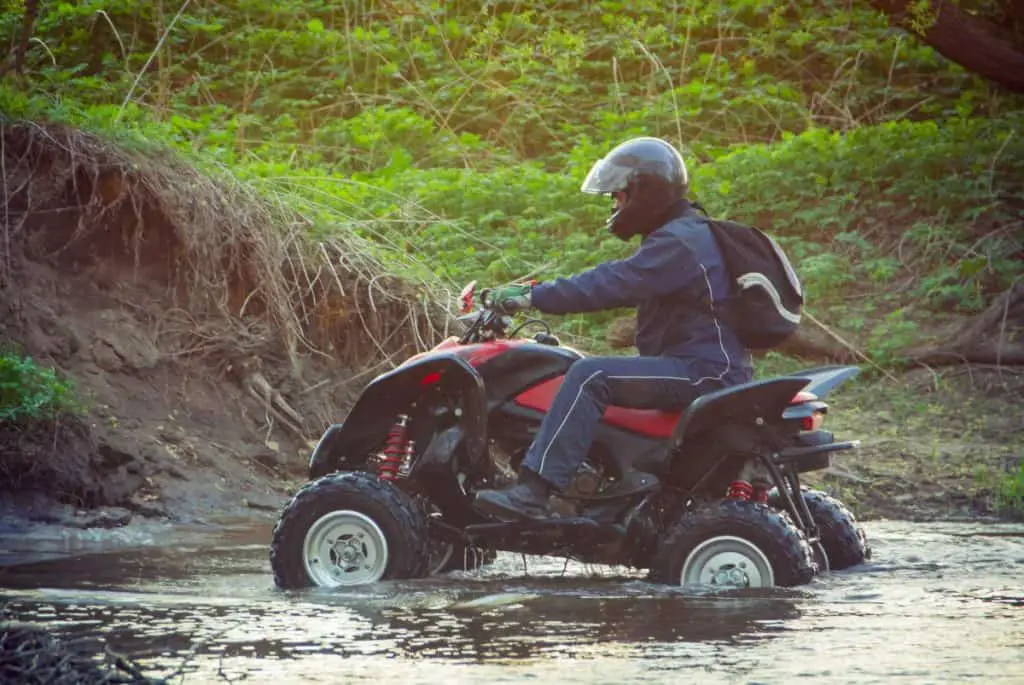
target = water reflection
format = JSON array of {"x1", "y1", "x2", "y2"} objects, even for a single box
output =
[
  {"x1": 1, "y1": 521, "x2": 1023, "y2": 684},
  {"x1": 353, "y1": 588, "x2": 802, "y2": 661},
  {"x1": 1, "y1": 582, "x2": 802, "y2": 667}
]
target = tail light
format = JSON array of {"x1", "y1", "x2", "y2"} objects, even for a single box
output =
[
  {"x1": 791, "y1": 391, "x2": 824, "y2": 431},
  {"x1": 802, "y1": 412, "x2": 825, "y2": 431}
]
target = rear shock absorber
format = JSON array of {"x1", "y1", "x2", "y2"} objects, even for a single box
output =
[
  {"x1": 376, "y1": 415, "x2": 410, "y2": 481},
  {"x1": 727, "y1": 480, "x2": 754, "y2": 501}
]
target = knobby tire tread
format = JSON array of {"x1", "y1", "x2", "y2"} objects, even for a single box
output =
[
  {"x1": 768, "y1": 488, "x2": 870, "y2": 571},
  {"x1": 800, "y1": 490, "x2": 870, "y2": 570},
  {"x1": 650, "y1": 499, "x2": 816, "y2": 587},
  {"x1": 270, "y1": 472, "x2": 431, "y2": 589}
]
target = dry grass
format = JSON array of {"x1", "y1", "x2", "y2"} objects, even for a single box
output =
[{"x1": 0, "y1": 119, "x2": 452, "y2": 380}]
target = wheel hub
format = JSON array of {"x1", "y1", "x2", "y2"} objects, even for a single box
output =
[
  {"x1": 302, "y1": 510, "x2": 389, "y2": 587},
  {"x1": 681, "y1": 536, "x2": 775, "y2": 588},
  {"x1": 708, "y1": 562, "x2": 751, "y2": 587}
]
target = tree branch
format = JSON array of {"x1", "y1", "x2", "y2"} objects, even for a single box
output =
[
  {"x1": 1, "y1": 0, "x2": 41, "y2": 79},
  {"x1": 870, "y1": 0, "x2": 1024, "y2": 92}
]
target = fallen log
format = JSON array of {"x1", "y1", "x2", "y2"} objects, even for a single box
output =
[
  {"x1": 902, "y1": 280, "x2": 1024, "y2": 368},
  {"x1": 605, "y1": 314, "x2": 853, "y2": 363}
]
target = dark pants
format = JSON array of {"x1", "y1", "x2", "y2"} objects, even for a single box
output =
[{"x1": 521, "y1": 355, "x2": 727, "y2": 490}]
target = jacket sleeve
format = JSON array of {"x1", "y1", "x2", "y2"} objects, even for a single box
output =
[{"x1": 530, "y1": 226, "x2": 705, "y2": 314}]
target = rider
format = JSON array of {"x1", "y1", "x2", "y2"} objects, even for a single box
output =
[{"x1": 473, "y1": 137, "x2": 753, "y2": 521}]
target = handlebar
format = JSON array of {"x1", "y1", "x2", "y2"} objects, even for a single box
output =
[{"x1": 457, "y1": 281, "x2": 552, "y2": 344}]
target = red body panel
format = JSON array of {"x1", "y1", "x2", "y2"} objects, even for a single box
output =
[
  {"x1": 457, "y1": 339, "x2": 532, "y2": 367},
  {"x1": 405, "y1": 338, "x2": 684, "y2": 438},
  {"x1": 515, "y1": 376, "x2": 681, "y2": 439}
]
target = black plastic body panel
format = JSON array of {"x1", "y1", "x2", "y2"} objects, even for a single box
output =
[
  {"x1": 307, "y1": 355, "x2": 487, "y2": 478},
  {"x1": 476, "y1": 344, "x2": 580, "y2": 409},
  {"x1": 670, "y1": 377, "x2": 810, "y2": 449},
  {"x1": 791, "y1": 365, "x2": 861, "y2": 398}
]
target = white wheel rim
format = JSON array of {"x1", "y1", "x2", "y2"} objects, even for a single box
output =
[
  {"x1": 681, "y1": 535, "x2": 775, "y2": 588},
  {"x1": 302, "y1": 510, "x2": 389, "y2": 587}
]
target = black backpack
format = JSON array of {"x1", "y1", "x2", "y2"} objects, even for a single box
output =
[{"x1": 704, "y1": 218, "x2": 804, "y2": 350}]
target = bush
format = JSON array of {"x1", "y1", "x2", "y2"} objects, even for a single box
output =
[
  {"x1": 0, "y1": 354, "x2": 79, "y2": 423},
  {"x1": 997, "y1": 463, "x2": 1024, "y2": 519}
]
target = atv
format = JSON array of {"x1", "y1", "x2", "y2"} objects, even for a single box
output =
[{"x1": 270, "y1": 281, "x2": 869, "y2": 589}]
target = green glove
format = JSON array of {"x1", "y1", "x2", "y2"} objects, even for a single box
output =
[{"x1": 487, "y1": 283, "x2": 533, "y2": 314}]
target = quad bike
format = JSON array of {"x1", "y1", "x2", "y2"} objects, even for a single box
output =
[{"x1": 270, "y1": 281, "x2": 870, "y2": 589}]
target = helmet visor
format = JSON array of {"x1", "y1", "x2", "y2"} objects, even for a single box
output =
[{"x1": 580, "y1": 158, "x2": 634, "y2": 194}]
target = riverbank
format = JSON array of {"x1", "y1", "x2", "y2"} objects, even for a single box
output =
[
  {"x1": 2, "y1": 363, "x2": 1019, "y2": 545},
  {"x1": 810, "y1": 366, "x2": 1023, "y2": 522}
]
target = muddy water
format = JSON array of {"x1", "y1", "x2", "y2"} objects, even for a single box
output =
[{"x1": 1, "y1": 520, "x2": 1022, "y2": 684}]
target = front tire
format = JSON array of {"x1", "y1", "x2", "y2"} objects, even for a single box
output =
[
  {"x1": 650, "y1": 499, "x2": 816, "y2": 588},
  {"x1": 270, "y1": 472, "x2": 430, "y2": 589}
]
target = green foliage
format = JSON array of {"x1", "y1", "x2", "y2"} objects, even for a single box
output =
[
  {"x1": 7, "y1": 0, "x2": 1016, "y2": 164},
  {"x1": 3, "y1": 0, "x2": 1022, "y2": 359},
  {"x1": 0, "y1": 353, "x2": 80, "y2": 423},
  {"x1": 996, "y1": 462, "x2": 1024, "y2": 519}
]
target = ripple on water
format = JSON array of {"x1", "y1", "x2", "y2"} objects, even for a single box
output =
[{"x1": 1, "y1": 520, "x2": 1023, "y2": 683}]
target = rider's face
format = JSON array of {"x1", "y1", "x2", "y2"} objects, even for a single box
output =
[{"x1": 613, "y1": 191, "x2": 627, "y2": 210}]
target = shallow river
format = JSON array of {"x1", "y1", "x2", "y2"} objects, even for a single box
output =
[{"x1": 1, "y1": 520, "x2": 1022, "y2": 684}]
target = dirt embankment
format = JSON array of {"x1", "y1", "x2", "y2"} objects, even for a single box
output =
[{"x1": 0, "y1": 121, "x2": 446, "y2": 529}]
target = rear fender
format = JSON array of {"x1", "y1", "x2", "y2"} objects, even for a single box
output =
[
  {"x1": 308, "y1": 356, "x2": 487, "y2": 478},
  {"x1": 790, "y1": 365, "x2": 861, "y2": 398}
]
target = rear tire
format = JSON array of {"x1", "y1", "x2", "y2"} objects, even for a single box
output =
[
  {"x1": 650, "y1": 499, "x2": 816, "y2": 588},
  {"x1": 270, "y1": 472, "x2": 430, "y2": 589},
  {"x1": 770, "y1": 489, "x2": 870, "y2": 570}
]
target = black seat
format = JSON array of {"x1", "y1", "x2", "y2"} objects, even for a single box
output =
[{"x1": 669, "y1": 376, "x2": 811, "y2": 448}]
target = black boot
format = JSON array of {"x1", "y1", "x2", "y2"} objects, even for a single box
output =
[{"x1": 474, "y1": 469, "x2": 552, "y2": 521}]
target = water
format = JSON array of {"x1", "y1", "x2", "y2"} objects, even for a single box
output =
[{"x1": 1, "y1": 521, "x2": 1022, "y2": 683}]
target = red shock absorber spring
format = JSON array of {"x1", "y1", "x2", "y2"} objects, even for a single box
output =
[
  {"x1": 376, "y1": 415, "x2": 410, "y2": 481},
  {"x1": 727, "y1": 480, "x2": 754, "y2": 501}
]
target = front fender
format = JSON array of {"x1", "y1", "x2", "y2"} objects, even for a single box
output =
[{"x1": 308, "y1": 355, "x2": 487, "y2": 479}]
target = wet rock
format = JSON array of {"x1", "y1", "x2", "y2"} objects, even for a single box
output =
[
  {"x1": 64, "y1": 507, "x2": 133, "y2": 529},
  {"x1": 126, "y1": 496, "x2": 168, "y2": 519}
]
